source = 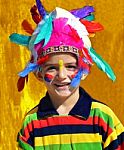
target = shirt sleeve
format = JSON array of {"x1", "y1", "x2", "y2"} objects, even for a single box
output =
[
  {"x1": 103, "y1": 109, "x2": 124, "y2": 150},
  {"x1": 17, "y1": 114, "x2": 34, "y2": 150}
]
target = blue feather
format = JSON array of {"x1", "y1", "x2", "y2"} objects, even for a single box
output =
[
  {"x1": 70, "y1": 6, "x2": 94, "y2": 19},
  {"x1": 9, "y1": 33, "x2": 31, "y2": 46},
  {"x1": 89, "y1": 47, "x2": 116, "y2": 81},
  {"x1": 36, "y1": 0, "x2": 47, "y2": 18},
  {"x1": 34, "y1": 15, "x2": 53, "y2": 46},
  {"x1": 19, "y1": 63, "x2": 39, "y2": 77},
  {"x1": 70, "y1": 69, "x2": 87, "y2": 88}
]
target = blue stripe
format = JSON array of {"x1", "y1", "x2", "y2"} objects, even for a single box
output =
[
  {"x1": 26, "y1": 124, "x2": 107, "y2": 144},
  {"x1": 104, "y1": 132, "x2": 124, "y2": 150},
  {"x1": 33, "y1": 125, "x2": 100, "y2": 136}
]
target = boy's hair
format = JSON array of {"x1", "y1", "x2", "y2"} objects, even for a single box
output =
[{"x1": 9, "y1": 0, "x2": 116, "y2": 91}]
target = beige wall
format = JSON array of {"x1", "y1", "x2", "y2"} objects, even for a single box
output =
[{"x1": 0, "y1": 0, "x2": 124, "y2": 149}]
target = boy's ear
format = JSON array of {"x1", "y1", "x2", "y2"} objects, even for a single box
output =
[{"x1": 81, "y1": 74, "x2": 88, "y2": 80}]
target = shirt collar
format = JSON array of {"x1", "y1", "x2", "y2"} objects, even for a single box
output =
[{"x1": 37, "y1": 87, "x2": 92, "y2": 120}]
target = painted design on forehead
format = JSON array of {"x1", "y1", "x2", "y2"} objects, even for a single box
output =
[
  {"x1": 58, "y1": 59, "x2": 64, "y2": 71},
  {"x1": 44, "y1": 73, "x2": 54, "y2": 83}
]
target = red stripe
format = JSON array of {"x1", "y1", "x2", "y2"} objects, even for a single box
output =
[
  {"x1": 116, "y1": 141, "x2": 124, "y2": 150},
  {"x1": 44, "y1": 74, "x2": 54, "y2": 79},
  {"x1": 21, "y1": 116, "x2": 113, "y2": 141},
  {"x1": 70, "y1": 71, "x2": 78, "y2": 78}
]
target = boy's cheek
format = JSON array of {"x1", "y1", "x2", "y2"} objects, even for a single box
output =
[
  {"x1": 44, "y1": 73, "x2": 54, "y2": 82},
  {"x1": 70, "y1": 71, "x2": 78, "y2": 79},
  {"x1": 43, "y1": 71, "x2": 78, "y2": 83}
]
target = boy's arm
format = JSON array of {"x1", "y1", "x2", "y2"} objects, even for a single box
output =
[
  {"x1": 17, "y1": 114, "x2": 35, "y2": 150},
  {"x1": 103, "y1": 111, "x2": 124, "y2": 150}
]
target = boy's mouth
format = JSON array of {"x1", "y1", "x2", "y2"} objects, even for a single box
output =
[
  {"x1": 55, "y1": 83, "x2": 70, "y2": 87},
  {"x1": 54, "y1": 83, "x2": 70, "y2": 88}
]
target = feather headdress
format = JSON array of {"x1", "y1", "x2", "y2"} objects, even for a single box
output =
[{"x1": 9, "y1": 0, "x2": 116, "y2": 91}]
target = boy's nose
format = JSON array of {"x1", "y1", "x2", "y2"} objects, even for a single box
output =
[
  {"x1": 58, "y1": 67, "x2": 67, "y2": 79},
  {"x1": 57, "y1": 60, "x2": 67, "y2": 80}
]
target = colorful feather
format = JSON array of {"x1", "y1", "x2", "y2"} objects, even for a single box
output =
[
  {"x1": 21, "y1": 20, "x2": 34, "y2": 34},
  {"x1": 89, "y1": 47, "x2": 116, "y2": 81},
  {"x1": 78, "y1": 56, "x2": 90, "y2": 72},
  {"x1": 69, "y1": 25, "x2": 81, "y2": 42},
  {"x1": 34, "y1": 40, "x2": 44, "y2": 51},
  {"x1": 37, "y1": 55, "x2": 49, "y2": 65},
  {"x1": 17, "y1": 75, "x2": 28, "y2": 92},
  {"x1": 19, "y1": 63, "x2": 39, "y2": 77},
  {"x1": 9, "y1": 33, "x2": 31, "y2": 46},
  {"x1": 30, "y1": 5, "x2": 42, "y2": 24},
  {"x1": 80, "y1": 19, "x2": 104, "y2": 33},
  {"x1": 70, "y1": 69, "x2": 84, "y2": 88},
  {"x1": 70, "y1": 6, "x2": 94, "y2": 19},
  {"x1": 36, "y1": 0, "x2": 47, "y2": 18},
  {"x1": 43, "y1": 18, "x2": 84, "y2": 50},
  {"x1": 82, "y1": 47, "x2": 93, "y2": 64},
  {"x1": 34, "y1": 15, "x2": 53, "y2": 46},
  {"x1": 84, "y1": 14, "x2": 95, "y2": 21}
]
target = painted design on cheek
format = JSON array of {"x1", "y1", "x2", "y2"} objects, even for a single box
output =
[
  {"x1": 44, "y1": 73, "x2": 54, "y2": 82},
  {"x1": 70, "y1": 69, "x2": 84, "y2": 88},
  {"x1": 59, "y1": 60, "x2": 64, "y2": 71},
  {"x1": 70, "y1": 71, "x2": 78, "y2": 79}
]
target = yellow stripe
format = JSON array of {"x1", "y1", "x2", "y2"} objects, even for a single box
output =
[
  {"x1": 115, "y1": 123, "x2": 124, "y2": 136},
  {"x1": 91, "y1": 102, "x2": 120, "y2": 126},
  {"x1": 104, "y1": 123, "x2": 124, "y2": 148},
  {"x1": 59, "y1": 59, "x2": 64, "y2": 71},
  {"x1": 35, "y1": 133, "x2": 102, "y2": 146}
]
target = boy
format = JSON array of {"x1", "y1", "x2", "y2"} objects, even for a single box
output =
[{"x1": 9, "y1": 0, "x2": 124, "y2": 149}]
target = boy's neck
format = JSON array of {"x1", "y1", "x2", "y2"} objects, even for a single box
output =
[{"x1": 48, "y1": 87, "x2": 79, "y2": 115}]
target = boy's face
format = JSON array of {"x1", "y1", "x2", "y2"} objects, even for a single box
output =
[{"x1": 40, "y1": 53, "x2": 79, "y2": 98}]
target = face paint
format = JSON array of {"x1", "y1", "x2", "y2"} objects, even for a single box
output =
[
  {"x1": 58, "y1": 59, "x2": 64, "y2": 71},
  {"x1": 70, "y1": 70, "x2": 78, "y2": 79},
  {"x1": 44, "y1": 73, "x2": 54, "y2": 83},
  {"x1": 70, "y1": 69, "x2": 84, "y2": 88}
]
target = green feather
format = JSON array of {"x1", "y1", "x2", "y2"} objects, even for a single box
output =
[
  {"x1": 9, "y1": 33, "x2": 31, "y2": 46},
  {"x1": 34, "y1": 15, "x2": 53, "y2": 46},
  {"x1": 89, "y1": 47, "x2": 116, "y2": 81},
  {"x1": 84, "y1": 14, "x2": 95, "y2": 21}
]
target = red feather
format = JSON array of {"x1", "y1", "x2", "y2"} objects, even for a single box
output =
[
  {"x1": 82, "y1": 47, "x2": 93, "y2": 64},
  {"x1": 78, "y1": 56, "x2": 90, "y2": 72},
  {"x1": 17, "y1": 75, "x2": 28, "y2": 92},
  {"x1": 69, "y1": 25, "x2": 81, "y2": 42},
  {"x1": 80, "y1": 19, "x2": 104, "y2": 33},
  {"x1": 22, "y1": 20, "x2": 34, "y2": 34},
  {"x1": 37, "y1": 55, "x2": 49, "y2": 65},
  {"x1": 30, "y1": 5, "x2": 42, "y2": 24}
]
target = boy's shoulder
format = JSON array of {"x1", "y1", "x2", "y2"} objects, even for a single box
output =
[
  {"x1": 91, "y1": 98, "x2": 114, "y2": 115},
  {"x1": 90, "y1": 98, "x2": 120, "y2": 125},
  {"x1": 26, "y1": 105, "x2": 39, "y2": 116}
]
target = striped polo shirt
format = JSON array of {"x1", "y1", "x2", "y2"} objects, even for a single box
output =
[{"x1": 17, "y1": 87, "x2": 124, "y2": 150}]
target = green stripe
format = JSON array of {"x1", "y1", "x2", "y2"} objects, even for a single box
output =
[
  {"x1": 24, "y1": 113, "x2": 37, "y2": 127},
  {"x1": 21, "y1": 113, "x2": 37, "y2": 134},
  {"x1": 35, "y1": 142, "x2": 102, "y2": 150},
  {"x1": 18, "y1": 138, "x2": 33, "y2": 150},
  {"x1": 90, "y1": 108, "x2": 113, "y2": 129}
]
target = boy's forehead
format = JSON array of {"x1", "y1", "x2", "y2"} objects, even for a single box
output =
[{"x1": 44, "y1": 53, "x2": 77, "y2": 65}]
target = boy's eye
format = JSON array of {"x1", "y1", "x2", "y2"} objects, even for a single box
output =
[
  {"x1": 46, "y1": 66, "x2": 57, "y2": 71},
  {"x1": 66, "y1": 65, "x2": 77, "y2": 70}
]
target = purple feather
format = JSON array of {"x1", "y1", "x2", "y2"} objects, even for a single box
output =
[
  {"x1": 36, "y1": 0, "x2": 47, "y2": 18},
  {"x1": 70, "y1": 6, "x2": 94, "y2": 18}
]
